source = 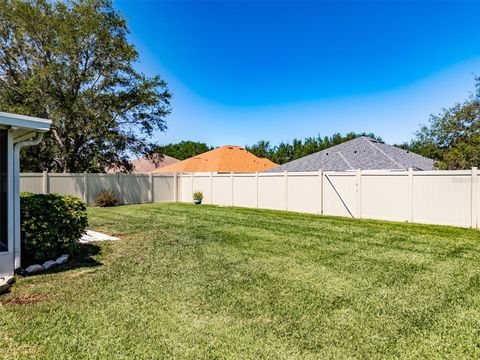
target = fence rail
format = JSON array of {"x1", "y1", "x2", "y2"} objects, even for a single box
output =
[{"x1": 20, "y1": 169, "x2": 480, "y2": 229}]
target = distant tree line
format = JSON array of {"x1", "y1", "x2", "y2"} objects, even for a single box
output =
[
  {"x1": 245, "y1": 133, "x2": 382, "y2": 164},
  {"x1": 156, "y1": 141, "x2": 212, "y2": 161}
]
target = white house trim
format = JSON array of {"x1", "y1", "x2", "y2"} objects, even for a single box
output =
[{"x1": 0, "y1": 112, "x2": 51, "y2": 278}]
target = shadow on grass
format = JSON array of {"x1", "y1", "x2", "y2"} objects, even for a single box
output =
[
  {"x1": 61, "y1": 243, "x2": 103, "y2": 271},
  {"x1": 19, "y1": 243, "x2": 103, "y2": 277}
]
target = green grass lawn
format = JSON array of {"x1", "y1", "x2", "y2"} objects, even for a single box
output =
[{"x1": 1, "y1": 203, "x2": 480, "y2": 359}]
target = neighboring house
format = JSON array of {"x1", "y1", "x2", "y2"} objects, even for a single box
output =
[
  {"x1": 269, "y1": 136, "x2": 435, "y2": 172},
  {"x1": 107, "y1": 154, "x2": 180, "y2": 174},
  {"x1": 0, "y1": 112, "x2": 51, "y2": 281},
  {"x1": 153, "y1": 145, "x2": 279, "y2": 173}
]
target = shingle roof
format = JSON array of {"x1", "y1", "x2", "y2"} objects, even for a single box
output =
[
  {"x1": 107, "y1": 154, "x2": 180, "y2": 174},
  {"x1": 153, "y1": 145, "x2": 279, "y2": 173},
  {"x1": 268, "y1": 137, "x2": 435, "y2": 172},
  {"x1": 131, "y1": 155, "x2": 180, "y2": 173}
]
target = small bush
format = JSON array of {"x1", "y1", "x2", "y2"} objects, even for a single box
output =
[
  {"x1": 21, "y1": 193, "x2": 88, "y2": 266},
  {"x1": 95, "y1": 190, "x2": 118, "y2": 207},
  {"x1": 193, "y1": 191, "x2": 203, "y2": 201}
]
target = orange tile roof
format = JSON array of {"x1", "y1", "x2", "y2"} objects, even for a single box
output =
[{"x1": 152, "y1": 145, "x2": 279, "y2": 173}]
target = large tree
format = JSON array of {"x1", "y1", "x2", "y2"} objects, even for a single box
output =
[
  {"x1": 402, "y1": 78, "x2": 480, "y2": 169},
  {"x1": 0, "y1": 0, "x2": 171, "y2": 172}
]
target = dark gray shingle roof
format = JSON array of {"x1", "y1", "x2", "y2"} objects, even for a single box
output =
[{"x1": 268, "y1": 137, "x2": 435, "y2": 172}]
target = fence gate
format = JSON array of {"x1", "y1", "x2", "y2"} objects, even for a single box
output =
[{"x1": 322, "y1": 171, "x2": 360, "y2": 218}]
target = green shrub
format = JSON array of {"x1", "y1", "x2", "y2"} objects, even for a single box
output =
[
  {"x1": 95, "y1": 190, "x2": 119, "y2": 207},
  {"x1": 21, "y1": 193, "x2": 88, "y2": 266},
  {"x1": 193, "y1": 191, "x2": 203, "y2": 200}
]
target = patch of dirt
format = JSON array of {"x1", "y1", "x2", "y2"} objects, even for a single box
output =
[{"x1": 0, "y1": 294, "x2": 53, "y2": 306}]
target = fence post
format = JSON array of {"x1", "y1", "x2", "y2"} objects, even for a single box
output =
[
  {"x1": 408, "y1": 168, "x2": 414, "y2": 223},
  {"x1": 42, "y1": 171, "x2": 49, "y2": 194},
  {"x1": 117, "y1": 173, "x2": 122, "y2": 204},
  {"x1": 173, "y1": 172, "x2": 178, "y2": 202},
  {"x1": 210, "y1": 172, "x2": 213, "y2": 205},
  {"x1": 231, "y1": 172, "x2": 234, "y2": 206},
  {"x1": 83, "y1": 172, "x2": 88, "y2": 205},
  {"x1": 284, "y1": 170, "x2": 288, "y2": 211},
  {"x1": 149, "y1": 173, "x2": 154, "y2": 203},
  {"x1": 356, "y1": 169, "x2": 362, "y2": 218},
  {"x1": 472, "y1": 167, "x2": 478, "y2": 228},
  {"x1": 256, "y1": 172, "x2": 259, "y2": 208},
  {"x1": 319, "y1": 169, "x2": 323, "y2": 215},
  {"x1": 191, "y1": 173, "x2": 194, "y2": 201}
]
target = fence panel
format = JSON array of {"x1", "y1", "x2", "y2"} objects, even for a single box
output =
[
  {"x1": 211, "y1": 174, "x2": 232, "y2": 206},
  {"x1": 48, "y1": 174, "x2": 85, "y2": 200},
  {"x1": 413, "y1": 171, "x2": 472, "y2": 227},
  {"x1": 192, "y1": 174, "x2": 212, "y2": 205},
  {"x1": 258, "y1": 174, "x2": 286, "y2": 210},
  {"x1": 233, "y1": 174, "x2": 257, "y2": 208},
  {"x1": 287, "y1": 172, "x2": 321, "y2": 214},
  {"x1": 178, "y1": 175, "x2": 193, "y2": 203},
  {"x1": 121, "y1": 174, "x2": 150, "y2": 204},
  {"x1": 153, "y1": 175, "x2": 175, "y2": 202},
  {"x1": 86, "y1": 174, "x2": 120, "y2": 205},
  {"x1": 20, "y1": 173, "x2": 43, "y2": 193},
  {"x1": 362, "y1": 172, "x2": 410, "y2": 222}
]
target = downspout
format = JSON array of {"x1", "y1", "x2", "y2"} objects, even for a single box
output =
[{"x1": 12, "y1": 132, "x2": 44, "y2": 269}]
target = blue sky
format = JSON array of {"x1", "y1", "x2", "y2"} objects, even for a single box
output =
[{"x1": 116, "y1": 0, "x2": 480, "y2": 147}]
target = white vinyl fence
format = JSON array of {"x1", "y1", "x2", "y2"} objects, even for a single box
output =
[
  {"x1": 20, "y1": 172, "x2": 176, "y2": 206},
  {"x1": 21, "y1": 169, "x2": 480, "y2": 229}
]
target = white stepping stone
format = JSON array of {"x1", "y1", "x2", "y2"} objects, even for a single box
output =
[
  {"x1": 55, "y1": 254, "x2": 69, "y2": 265},
  {"x1": 79, "y1": 230, "x2": 120, "y2": 244},
  {"x1": 25, "y1": 264, "x2": 44, "y2": 274},
  {"x1": 42, "y1": 260, "x2": 57, "y2": 270}
]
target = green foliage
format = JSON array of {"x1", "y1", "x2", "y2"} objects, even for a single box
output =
[
  {"x1": 245, "y1": 140, "x2": 271, "y2": 159},
  {"x1": 247, "y1": 132, "x2": 382, "y2": 164},
  {"x1": 95, "y1": 190, "x2": 119, "y2": 207},
  {"x1": 20, "y1": 192, "x2": 88, "y2": 265},
  {"x1": 192, "y1": 191, "x2": 203, "y2": 200},
  {"x1": 156, "y1": 141, "x2": 212, "y2": 160},
  {"x1": 401, "y1": 78, "x2": 480, "y2": 169},
  {"x1": 0, "y1": 0, "x2": 171, "y2": 172}
]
